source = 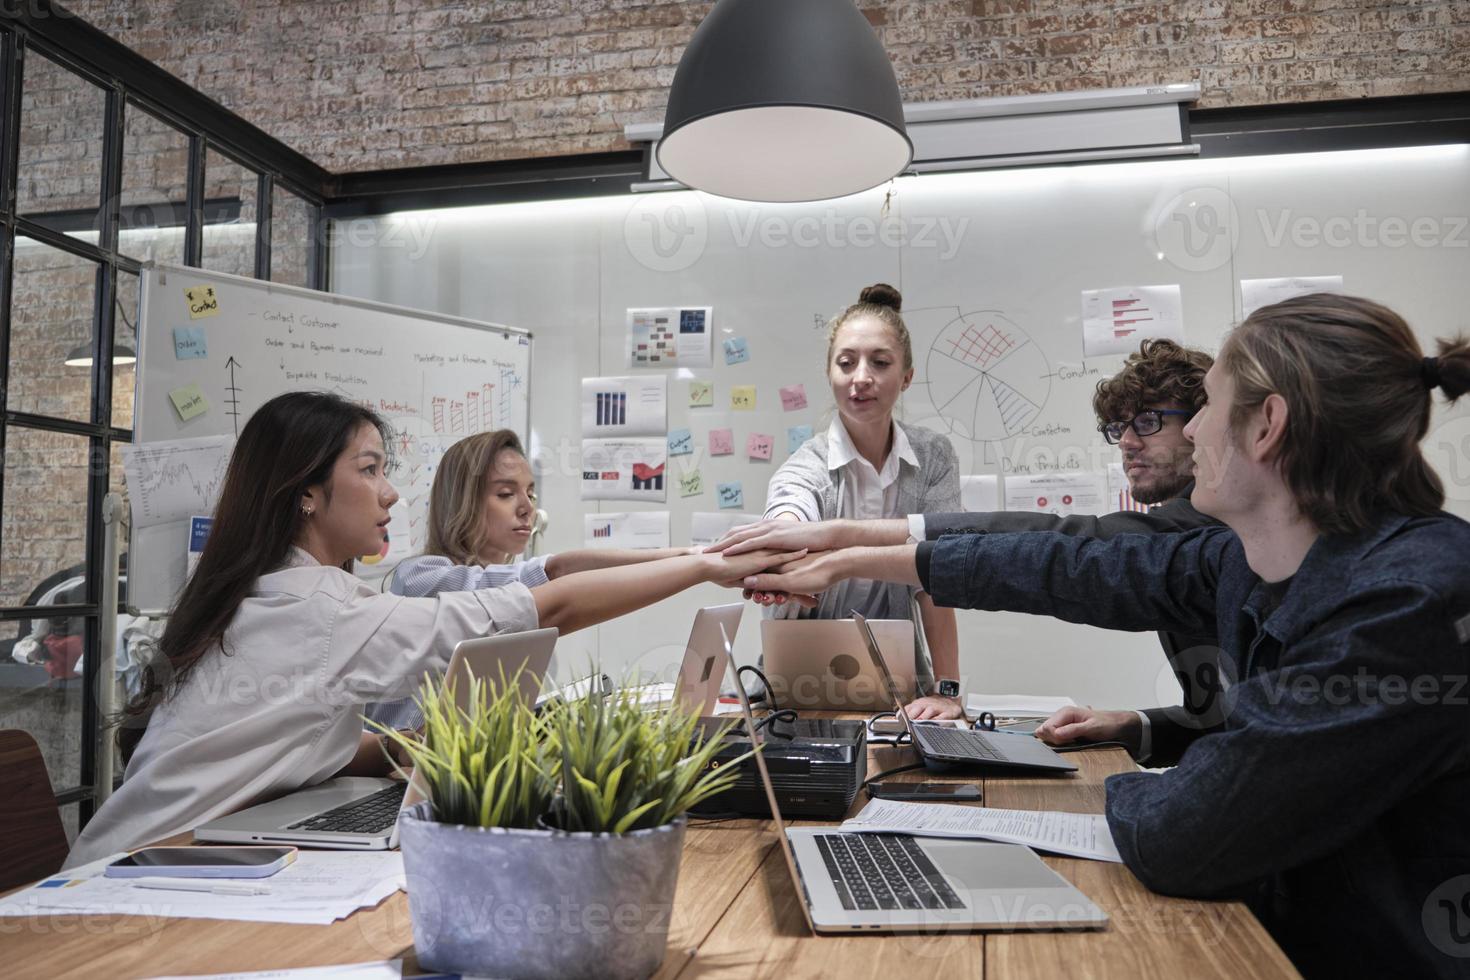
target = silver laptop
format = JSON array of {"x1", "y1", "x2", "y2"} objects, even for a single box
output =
[
  {"x1": 194, "y1": 628, "x2": 559, "y2": 849},
  {"x1": 761, "y1": 618, "x2": 918, "y2": 710},
  {"x1": 672, "y1": 603, "x2": 743, "y2": 716},
  {"x1": 853, "y1": 612, "x2": 1075, "y2": 774},
  {"x1": 717, "y1": 624, "x2": 1107, "y2": 933}
]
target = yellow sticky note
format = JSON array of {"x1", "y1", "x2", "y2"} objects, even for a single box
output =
[
  {"x1": 689, "y1": 380, "x2": 713, "y2": 408},
  {"x1": 169, "y1": 383, "x2": 210, "y2": 421},
  {"x1": 679, "y1": 467, "x2": 704, "y2": 497},
  {"x1": 730, "y1": 385, "x2": 756, "y2": 410},
  {"x1": 184, "y1": 284, "x2": 221, "y2": 320}
]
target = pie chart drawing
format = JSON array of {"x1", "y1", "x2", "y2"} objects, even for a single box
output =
[{"x1": 925, "y1": 312, "x2": 1050, "y2": 444}]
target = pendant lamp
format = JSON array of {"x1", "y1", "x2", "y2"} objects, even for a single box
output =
[{"x1": 658, "y1": 0, "x2": 912, "y2": 203}]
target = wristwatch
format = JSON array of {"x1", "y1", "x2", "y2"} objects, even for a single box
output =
[{"x1": 936, "y1": 678, "x2": 961, "y2": 699}]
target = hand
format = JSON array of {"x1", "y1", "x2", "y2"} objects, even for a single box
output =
[
  {"x1": 706, "y1": 518, "x2": 848, "y2": 556},
  {"x1": 903, "y1": 695, "x2": 965, "y2": 721},
  {"x1": 1035, "y1": 706, "x2": 1140, "y2": 749},
  {"x1": 740, "y1": 551, "x2": 850, "y2": 598},
  {"x1": 703, "y1": 547, "x2": 808, "y2": 587}
]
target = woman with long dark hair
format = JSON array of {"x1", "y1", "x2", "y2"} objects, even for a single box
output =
[{"x1": 68, "y1": 391, "x2": 795, "y2": 867}]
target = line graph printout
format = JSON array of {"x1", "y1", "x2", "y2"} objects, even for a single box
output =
[{"x1": 119, "y1": 435, "x2": 235, "y2": 527}]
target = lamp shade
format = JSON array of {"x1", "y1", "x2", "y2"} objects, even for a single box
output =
[
  {"x1": 65, "y1": 343, "x2": 136, "y2": 367},
  {"x1": 659, "y1": 0, "x2": 912, "y2": 203}
]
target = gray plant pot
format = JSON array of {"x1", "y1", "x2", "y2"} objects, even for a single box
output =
[{"x1": 397, "y1": 801, "x2": 686, "y2": 980}]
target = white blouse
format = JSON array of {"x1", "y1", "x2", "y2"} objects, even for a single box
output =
[{"x1": 66, "y1": 547, "x2": 538, "y2": 868}]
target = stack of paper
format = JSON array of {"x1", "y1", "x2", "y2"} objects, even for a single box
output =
[
  {"x1": 965, "y1": 693, "x2": 1076, "y2": 718},
  {"x1": 148, "y1": 963, "x2": 404, "y2": 980},
  {"x1": 0, "y1": 851, "x2": 405, "y2": 925},
  {"x1": 840, "y1": 798, "x2": 1123, "y2": 863}
]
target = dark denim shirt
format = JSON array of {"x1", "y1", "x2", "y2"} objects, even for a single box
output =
[{"x1": 923, "y1": 512, "x2": 1470, "y2": 978}]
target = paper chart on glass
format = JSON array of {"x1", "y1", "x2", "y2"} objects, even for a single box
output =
[
  {"x1": 1079, "y1": 284, "x2": 1184, "y2": 358},
  {"x1": 625, "y1": 306, "x2": 713, "y2": 369},
  {"x1": 690, "y1": 511, "x2": 761, "y2": 548},
  {"x1": 580, "y1": 375, "x2": 667, "y2": 437},
  {"x1": 581, "y1": 437, "x2": 668, "y2": 502},
  {"x1": 1239, "y1": 274, "x2": 1344, "y2": 317},
  {"x1": 120, "y1": 435, "x2": 236, "y2": 528},
  {"x1": 1003, "y1": 471, "x2": 1106, "y2": 517},
  {"x1": 841, "y1": 798, "x2": 1123, "y2": 863},
  {"x1": 582, "y1": 511, "x2": 671, "y2": 549},
  {"x1": 0, "y1": 851, "x2": 405, "y2": 925}
]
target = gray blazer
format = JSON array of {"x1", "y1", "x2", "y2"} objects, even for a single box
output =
[{"x1": 762, "y1": 421, "x2": 962, "y2": 691}]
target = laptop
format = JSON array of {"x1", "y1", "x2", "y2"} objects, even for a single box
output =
[
  {"x1": 852, "y1": 612, "x2": 1075, "y2": 774},
  {"x1": 671, "y1": 603, "x2": 744, "y2": 716},
  {"x1": 717, "y1": 623, "x2": 1107, "y2": 933},
  {"x1": 761, "y1": 618, "x2": 918, "y2": 711},
  {"x1": 193, "y1": 628, "x2": 559, "y2": 849}
]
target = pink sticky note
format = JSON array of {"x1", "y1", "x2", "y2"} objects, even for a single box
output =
[
  {"x1": 709, "y1": 428, "x2": 734, "y2": 456},
  {"x1": 746, "y1": 432, "x2": 774, "y2": 461},
  {"x1": 779, "y1": 384, "x2": 807, "y2": 411}
]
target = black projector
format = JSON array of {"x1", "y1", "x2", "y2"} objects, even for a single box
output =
[{"x1": 692, "y1": 718, "x2": 867, "y2": 820}]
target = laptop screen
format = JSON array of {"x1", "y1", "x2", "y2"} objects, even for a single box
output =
[
  {"x1": 716, "y1": 623, "x2": 817, "y2": 935},
  {"x1": 851, "y1": 611, "x2": 927, "y2": 761}
]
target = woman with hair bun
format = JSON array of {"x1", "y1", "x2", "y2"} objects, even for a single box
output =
[{"x1": 755, "y1": 283, "x2": 966, "y2": 720}]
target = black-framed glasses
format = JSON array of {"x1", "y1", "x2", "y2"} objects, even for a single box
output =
[{"x1": 1100, "y1": 409, "x2": 1194, "y2": 445}]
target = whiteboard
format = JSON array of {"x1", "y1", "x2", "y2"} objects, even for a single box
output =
[
  {"x1": 131, "y1": 263, "x2": 532, "y2": 613},
  {"x1": 330, "y1": 144, "x2": 1470, "y2": 708}
]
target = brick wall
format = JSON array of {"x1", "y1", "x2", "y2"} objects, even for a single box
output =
[{"x1": 62, "y1": 0, "x2": 1470, "y2": 173}]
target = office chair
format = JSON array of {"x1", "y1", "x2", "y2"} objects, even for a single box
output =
[{"x1": 0, "y1": 730, "x2": 69, "y2": 892}]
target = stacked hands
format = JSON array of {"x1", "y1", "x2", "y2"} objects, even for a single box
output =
[{"x1": 701, "y1": 518, "x2": 1134, "y2": 739}]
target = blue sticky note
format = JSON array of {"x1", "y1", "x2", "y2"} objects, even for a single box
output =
[
  {"x1": 723, "y1": 336, "x2": 750, "y2": 365},
  {"x1": 786, "y1": 424, "x2": 813, "y2": 454},
  {"x1": 717, "y1": 481, "x2": 744, "y2": 510},
  {"x1": 172, "y1": 326, "x2": 208, "y2": 360},
  {"x1": 667, "y1": 428, "x2": 693, "y2": 456}
]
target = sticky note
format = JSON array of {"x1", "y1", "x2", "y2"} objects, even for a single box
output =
[
  {"x1": 730, "y1": 386, "x2": 756, "y2": 410},
  {"x1": 169, "y1": 383, "x2": 209, "y2": 421},
  {"x1": 689, "y1": 380, "x2": 713, "y2": 407},
  {"x1": 787, "y1": 424, "x2": 813, "y2": 453},
  {"x1": 184, "y1": 285, "x2": 220, "y2": 319},
  {"x1": 668, "y1": 428, "x2": 693, "y2": 456},
  {"x1": 746, "y1": 433, "x2": 773, "y2": 461},
  {"x1": 723, "y1": 337, "x2": 750, "y2": 365},
  {"x1": 679, "y1": 467, "x2": 704, "y2": 497},
  {"x1": 172, "y1": 326, "x2": 208, "y2": 360},
  {"x1": 779, "y1": 384, "x2": 807, "y2": 411},
  {"x1": 709, "y1": 428, "x2": 733, "y2": 456},
  {"x1": 717, "y1": 481, "x2": 745, "y2": 509}
]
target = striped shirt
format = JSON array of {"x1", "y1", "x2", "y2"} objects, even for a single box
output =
[{"x1": 362, "y1": 553, "x2": 551, "y2": 730}]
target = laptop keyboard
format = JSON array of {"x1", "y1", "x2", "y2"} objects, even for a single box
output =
[
  {"x1": 915, "y1": 725, "x2": 1005, "y2": 762},
  {"x1": 814, "y1": 833, "x2": 966, "y2": 911},
  {"x1": 287, "y1": 783, "x2": 408, "y2": 834}
]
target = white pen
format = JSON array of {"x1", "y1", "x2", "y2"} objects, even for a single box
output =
[{"x1": 131, "y1": 879, "x2": 272, "y2": 896}]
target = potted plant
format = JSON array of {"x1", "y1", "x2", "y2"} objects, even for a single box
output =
[{"x1": 377, "y1": 669, "x2": 746, "y2": 980}]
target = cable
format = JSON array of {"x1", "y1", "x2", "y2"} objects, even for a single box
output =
[
  {"x1": 1049, "y1": 740, "x2": 1135, "y2": 753},
  {"x1": 736, "y1": 665, "x2": 779, "y2": 711},
  {"x1": 862, "y1": 760, "x2": 927, "y2": 795},
  {"x1": 753, "y1": 708, "x2": 799, "y2": 738}
]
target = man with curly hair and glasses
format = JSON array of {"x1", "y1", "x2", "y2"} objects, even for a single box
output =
[{"x1": 707, "y1": 338, "x2": 1222, "y2": 760}]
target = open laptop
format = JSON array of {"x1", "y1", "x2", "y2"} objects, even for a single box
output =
[
  {"x1": 853, "y1": 612, "x2": 1075, "y2": 774},
  {"x1": 193, "y1": 628, "x2": 559, "y2": 849},
  {"x1": 671, "y1": 602, "x2": 744, "y2": 716},
  {"x1": 761, "y1": 618, "x2": 918, "y2": 710},
  {"x1": 717, "y1": 624, "x2": 1107, "y2": 933}
]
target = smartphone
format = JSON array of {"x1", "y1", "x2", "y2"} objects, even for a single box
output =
[
  {"x1": 867, "y1": 781, "x2": 982, "y2": 802},
  {"x1": 103, "y1": 846, "x2": 297, "y2": 879}
]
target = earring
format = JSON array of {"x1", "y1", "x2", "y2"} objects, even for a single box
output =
[{"x1": 301, "y1": 505, "x2": 314, "y2": 517}]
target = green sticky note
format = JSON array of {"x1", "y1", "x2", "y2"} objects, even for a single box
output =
[
  {"x1": 689, "y1": 380, "x2": 713, "y2": 407},
  {"x1": 679, "y1": 467, "x2": 704, "y2": 497},
  {"x1": 169, "y1": 383, "x2": 209, "y2": 421}
]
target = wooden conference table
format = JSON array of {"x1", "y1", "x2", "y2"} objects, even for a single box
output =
[{"x1": 5, "y1": 716, "x2": 1300, "y2": 979}]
